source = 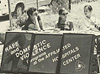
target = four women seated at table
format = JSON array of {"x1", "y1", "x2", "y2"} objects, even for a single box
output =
[{"x1": 11, "y1": 4, "x2": 100, "y2": 32}]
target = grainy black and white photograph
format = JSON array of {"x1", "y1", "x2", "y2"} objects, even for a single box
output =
[{"x1": 0, "y1": 0, "x2": 100, "y2": 74}]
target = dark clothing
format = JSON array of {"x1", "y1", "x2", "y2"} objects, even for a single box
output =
[
  {"x1": 57, "y1": 21, "x2": 73, "y2": 30},
  {"x1": 57, "y1": 23, "x2": 65, "y2": 30},
  {"x1": 22, "y1": 16, "x2": 42, "y2": 30},
  {"x1": 22, "y1": 18, "x2": 32, "y2": 30}
]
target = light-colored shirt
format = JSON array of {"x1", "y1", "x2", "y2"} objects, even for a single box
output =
[{"x1": 80, "y1": 16, "x2": 100, "y2": 31}]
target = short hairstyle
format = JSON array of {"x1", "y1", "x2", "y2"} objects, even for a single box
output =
[
  {"x1": 27, "y1": 7, "x2": 37, "y2": 16},
  {"x1": 59, "y1": 8, "x2": 64, "y2": 15},
  {"x1": 59, "y1": 8, "x2": 68, "y2": 15},
  {"x1": 84, "y1": 5, "x2": 93, "y2": 12}
]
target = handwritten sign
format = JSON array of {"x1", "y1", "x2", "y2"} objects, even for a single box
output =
[
  {"x1": 29, "y1": 34, "x2": 62, "y2": 73},
  {"x1": 1, "y1": 32, "x2": 33, "y2": 73},
  {"x1": 60, "y1": 34, "x2": 95, "y2": 74}
]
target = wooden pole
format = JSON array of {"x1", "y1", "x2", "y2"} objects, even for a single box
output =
[
  {"x1": 37, "y1": 0, "x2": 38, "y2": 10},
  {"x1": 69, "y1": 0, "x2": 71, "y2": 11},
  {"x1": 8, "y1": 0, "x2": 12, "y2": 28}
]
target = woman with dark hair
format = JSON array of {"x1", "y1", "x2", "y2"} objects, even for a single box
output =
[
  {"x1": 22, "y1": 7, "x2": 44, "y2": 31},
  {"x1": 55, "y1": 8, "x2": 73, "y2": 30},
  {"x1": 14, "y1": 3, "x2": 25, "y2": 15},
  {"x1": 0, "y1": 4, "x2": 26, "y2": 44},
  {"x1": 12, "y1": 3, "x2": 25, "y2": 18},
  {"x1": 11, "y1": 3, "x2": 28, "y2": 30},
  {"x1": 84, "y1": 5, "x2": 93, "y2": 19}
]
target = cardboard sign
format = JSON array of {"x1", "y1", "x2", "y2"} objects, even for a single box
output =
[
  {"x1": 29, "y1": 34, "x2": 62, "y2": 73},
  {"x1": 60, "y1": 34, "x2": 95, "y2": 74},
  {"x1": 1, "y1": 32, "x2": 33, "y2": 73}
]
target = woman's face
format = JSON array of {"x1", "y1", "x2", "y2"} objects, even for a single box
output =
[
  {"x1": 17, "y1": 6, "x2": 23, "y2": 17},
  {"x1": 60, "y1": 10, "x2": 68, "y2": 22},
  {"x1": 30, "y1": 10, "x2": 38, "y2": 21},
  {"x1": 84, "y1": 8, "x2": 92, "y2": 18}
]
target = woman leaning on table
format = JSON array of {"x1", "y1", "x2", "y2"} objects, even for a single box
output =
[{"x1": 22, "y1": 7, "x2": 44, "y2": 31}]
